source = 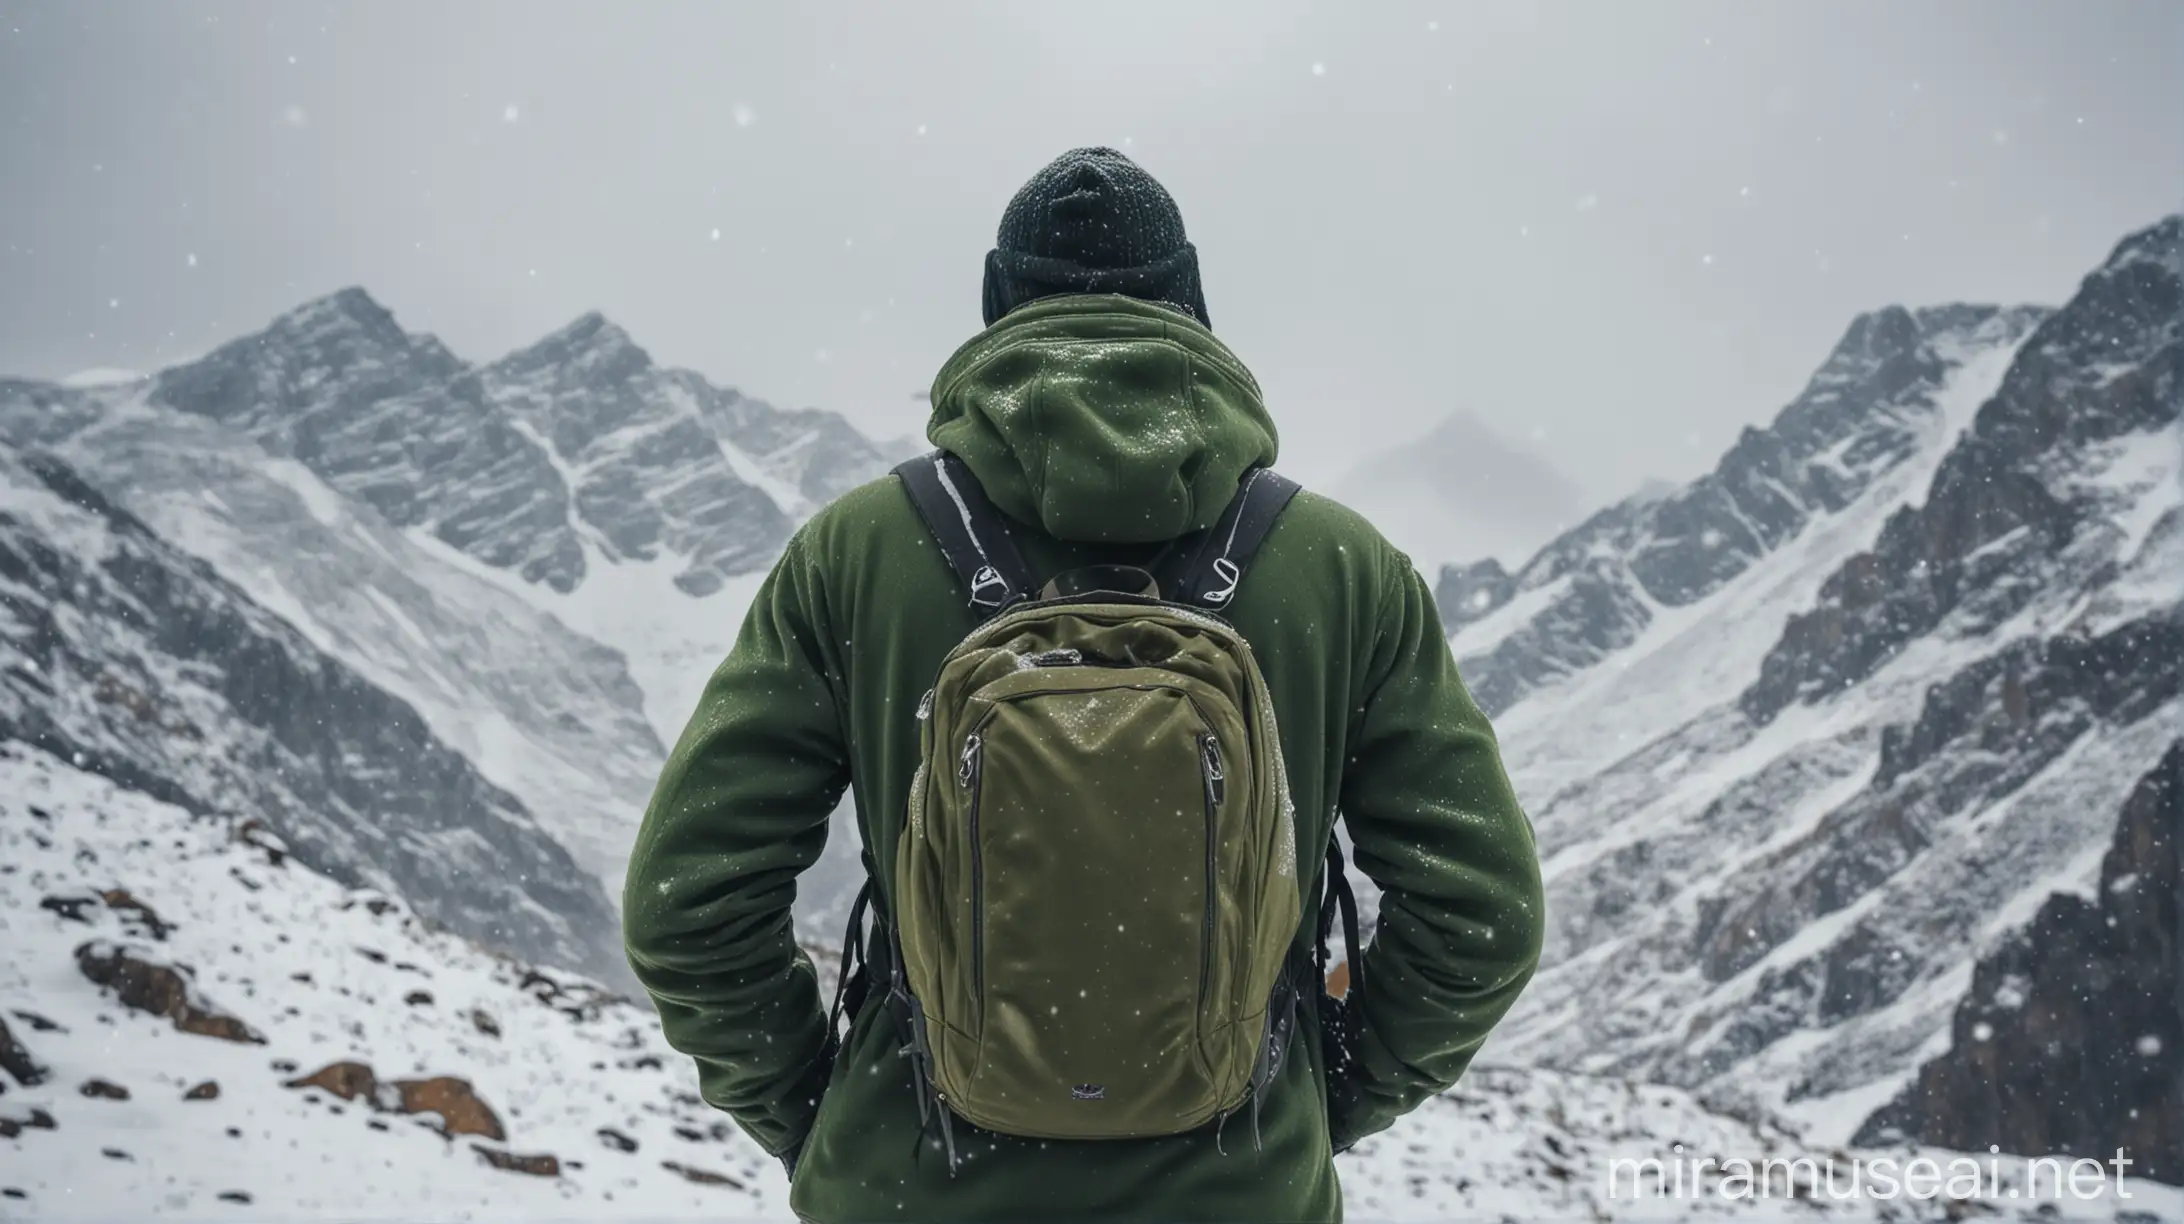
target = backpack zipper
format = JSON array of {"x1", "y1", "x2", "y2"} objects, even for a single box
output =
[
  {"x1": 959, "y1": 731, "x2": 986, "y2": 1000},
  {"x1": 1198, "y1": 732, "x2": 1223, "y2": 1010}
]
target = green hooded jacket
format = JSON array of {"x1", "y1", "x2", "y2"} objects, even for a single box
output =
[{"x1": 623, "y1": 294, "x2": 1544, "y2": 1222}]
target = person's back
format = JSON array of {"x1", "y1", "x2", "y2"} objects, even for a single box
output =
[{"x1": 623, "y1": 147, "x2": 1545, "y2": 1223}]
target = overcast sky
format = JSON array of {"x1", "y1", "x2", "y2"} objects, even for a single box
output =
[{"x1": 2, "y1": 2, "x2": 2177, "y2": 500}]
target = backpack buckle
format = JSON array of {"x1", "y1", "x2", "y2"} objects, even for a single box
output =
[{"x1": 969, "y1": 565, "x2": 1010, "y2": 608}]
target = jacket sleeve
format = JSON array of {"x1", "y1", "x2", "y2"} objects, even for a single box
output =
[
  {"x1": 622, "y1": 532, "x2": 849, "y2": 1159},
  {"x1": 1323, "y1": 556, "x2": 1545, "y2": 1153}
]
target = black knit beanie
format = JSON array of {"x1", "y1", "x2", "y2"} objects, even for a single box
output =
[{"x1": 981, "y1": 147, "x2": 1210, "y2": 329}]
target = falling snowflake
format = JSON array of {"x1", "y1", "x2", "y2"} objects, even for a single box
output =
[
  {"x1": 1310, "y1": 63, "x2": 1326, "y2": 77},
  {"x1": 502, "y1": 103, "x2": 520, "y2": 123},
  {"x1": 733, "y1": 103, "x2": 757, "y2": 128}
]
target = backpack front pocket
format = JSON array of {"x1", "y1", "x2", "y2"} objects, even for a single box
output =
[{"x1": 945, "y1": 681, "x2": 1227, "y2": 1139}]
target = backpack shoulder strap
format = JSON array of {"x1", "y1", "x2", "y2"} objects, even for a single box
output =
[
  {"x1": 893, "y1": 450, "x2": 1037, "y2": 617},
  {"x1": 1151, "y1": 467, "x2": 1302, "y2": 610}
]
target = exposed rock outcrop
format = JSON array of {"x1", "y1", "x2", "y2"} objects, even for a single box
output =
[
  {"x1": 472, "y1": 1145, "x2": 560, "y2": 1177},
  {"x1": 282, "y1": 1059, "x2": 506, "y2": 1141},
  {"x1": 1857, "y1": 742, "x2": 2181, "y2": 1183},
  {"x1": 0, "y1": 1017, "x2": 47, "y2": 1087},
  {"x1": 75, "y1": 941, "x2": 264, "y2": 1044}
]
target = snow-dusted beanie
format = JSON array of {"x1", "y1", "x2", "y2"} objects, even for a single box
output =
[{"x1": 981, "y1": 147, "x2": 1210, "y2": 329}]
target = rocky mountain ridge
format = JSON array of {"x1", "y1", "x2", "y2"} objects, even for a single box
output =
[
  {"x1": 152, "y1": 287, "x2": 903, "y2": 599},
  {"x1": 1447, "y1": 214, "x2": 2180, "y2": 1168},
  {"x1": 0, "y1": 440, "x2": 623, "y2": 982},
  {"x1": 0, "y1": 289, "x2": 912, "y2": 893}
]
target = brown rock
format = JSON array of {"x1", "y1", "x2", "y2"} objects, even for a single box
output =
[
  {"x1": 183, "y1": 1080, "x2": 220, "y2": 1101},
  {"x1": 662, "y1": 1160, "x2": 744, "y2": 1189},
  {"x1": 74, "y1": 942, "x2": 264, "y2": 1044},
  {"x1": 283, "y1": 1060, "x2": 384, "y2": 1103},
  {"x1": 395, "y1": 1076, "x2": 505, "y2": 1140},
  {"x1": 403, "y1": 990, "x2": 434, "y2": 1007},
  {"x1": 0, "y1": 1017, "x2": 47, "y2": 1087},
  {"x1": 1325, "y1": 960, "x2": 1351, "y2": 1000},
  {"x1": 472, "y1": 1145, "x2": 560, "y2": 1177},
  {"x1": 79, "y1": 1078, "x2": 130, "y2": 1100},
  {"x1": 99, "y1": 889, "x2": 174, "y2": 941},
  {"x1": 234, "y1": 820, "x2": 286, "y2": 867},
  {"x1": 10, "y1": 1108, "x2": 55, "y2": 1134},
  {"x1": 470, "y1": 1009, "x2": 500, "y2": 1039},
  {"x1": 281, "y1": 1060, "x2": 506, "y2": 1141}
]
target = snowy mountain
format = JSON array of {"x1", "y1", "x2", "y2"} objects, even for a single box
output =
[
  {"x1": 13, "y1": 743, "x2": 2174, "y2": 1221},
  {"x1": 1334, "y1": 411, "x2": 1587, "y2": 572},
  {"x1": 1, "y1": 289, "x2": 912, "y2": 898},
  {"x1": 151, "y1": 288, "x2": 903, "y2": 604},
  {"x1": 0, "y1": 378, "x2": 665, "y2": 897},
  {"x1": 0, "y1": 442, "x2": 622, "y2": 983},
  {"x1": 1436, "y1": 301, "x2": 2052, "y2": 720},
  {"x1": 1439, "y1": 214, "x2": 2181, "y2": 1159}
]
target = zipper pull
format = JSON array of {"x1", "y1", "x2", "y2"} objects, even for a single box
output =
[
  {"x1": 915, "y1": 688, "x2": 935, "y2": 721},
  {"x1": 958, "y1": 733, "x2": 982, "y2": 788},
  {"x1": 1202, "y1": 735, "x2": 1226, "y2": 806}
]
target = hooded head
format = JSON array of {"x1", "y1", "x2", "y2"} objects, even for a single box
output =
[
  {"x1": 933, "y1": 152, "x2": 1268, "y2": 546},
  {"x1": 981, "y1": 147, "x2": 1210, "y2": 329}
]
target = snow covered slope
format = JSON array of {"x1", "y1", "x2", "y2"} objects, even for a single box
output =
[
  {"x1": 0, "y1": 381, "x2": 665, "y2": 890},
  {"x1": 0, "y1": 443, "x2": 622, "y2": 983},
  {"x1": 14, "y1": 743, "x2": 2172, "y2": 1222},
  {"x1": 0, "y1": 741, "x2": 787, "y2": 1220},
  {"x1": 1, "y1": 288, "x2": 912, "y2": 891},
  {"x1": 1458, "y1": 214, "x2": 2182, "y2": 1145}
]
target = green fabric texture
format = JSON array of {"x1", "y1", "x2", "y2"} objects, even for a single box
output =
[
  {"x1": 897, "y1": 600, "x2": 1301, "y2": 1139},
  {"x1": 623, "y1": 294, "x2": 1544, "y2": 1222},
  {"x1": 927, "y1": 294, "x2": 1278, "y2": 543}
]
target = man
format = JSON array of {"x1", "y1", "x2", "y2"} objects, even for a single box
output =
[{"x1": 623, "y1": 146, "x2": 1544, "y2": 1222}]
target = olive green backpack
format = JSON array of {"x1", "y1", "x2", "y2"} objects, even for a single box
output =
[{"x1": 836, "y1": 451, "x2": 1331, "y2": 1172}]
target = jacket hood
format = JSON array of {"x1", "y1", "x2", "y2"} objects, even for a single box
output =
[{"x1": 925, "y1": 294, "x2": 1279, "y2": 544}]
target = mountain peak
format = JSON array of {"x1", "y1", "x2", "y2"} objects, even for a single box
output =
[
  {"x1": 492, "y1": 311, "x2": 653, "y2": 384},
  {"x1": 268, "y1": 286, "x2": 405, "y2": 343},
  {"x1": 2101, "y1": 212, "x2": 2183, "y2": 279}
]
